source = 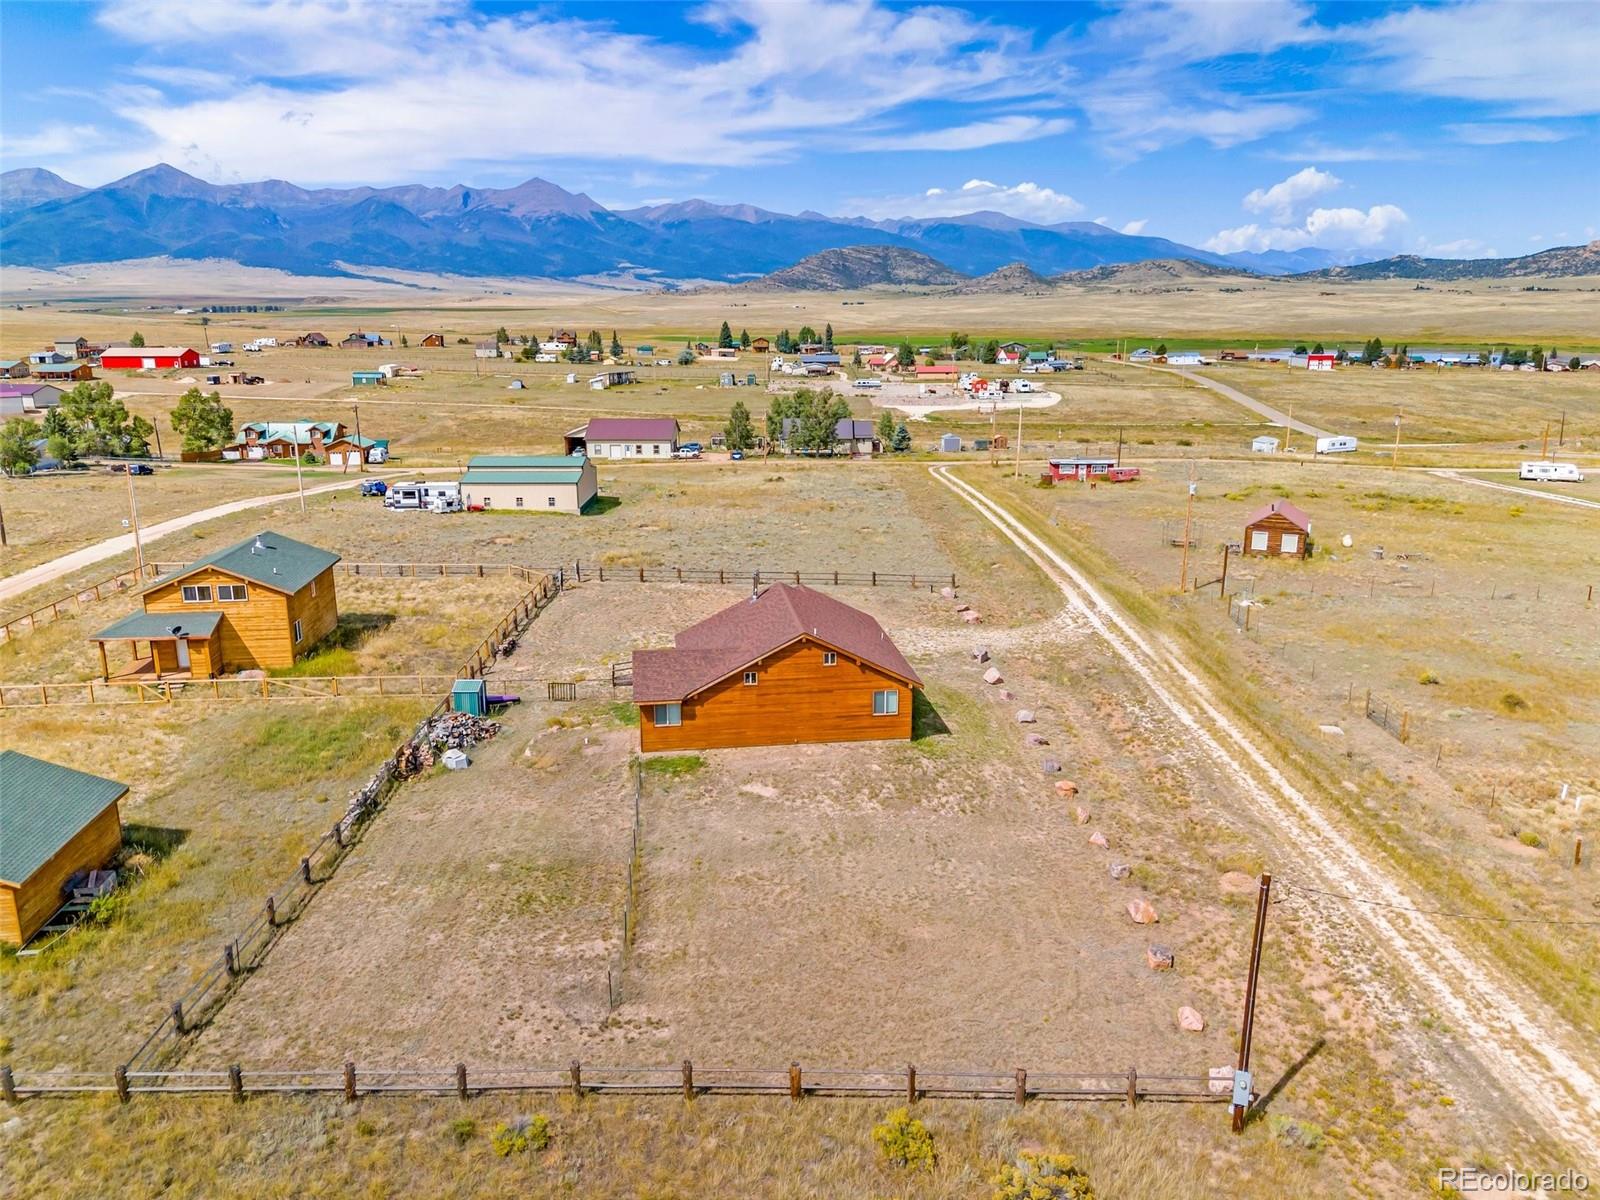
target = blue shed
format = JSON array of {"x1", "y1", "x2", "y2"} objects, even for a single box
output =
[
  {"x1": 451, "y1": 678, "x2": 487, "y2": 716},
  {"x1": 351, "y1": 370, "x2": 384, "y2": 386}
]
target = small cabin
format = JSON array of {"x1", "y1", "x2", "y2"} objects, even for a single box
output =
[
  {"x1": 1243, "y1": 500, "x2": 1311, "y2": 559},
  {"x1": 420, "y1": 333, "x2": 446, "y2": 347},
  {"x1": 90, "y1": 531, "x2": 340, "y2": 679},
  {"x1": 632, "y1": 584, "x2": 922, "y2": 752},
  {"x1": 0, "y1": 751, "x2": 128, "y2": 946},
  {"x1": 1251, "y1": 436, "x2": 1280, "y2": 454}
]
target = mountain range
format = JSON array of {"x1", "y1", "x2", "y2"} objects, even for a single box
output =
[
  {"x1": 2, "y1": 165, "x2": 1590, "y2": 287},
  {"x1": 1, "y1": 163, "x2": 1357, "y2": 284}
]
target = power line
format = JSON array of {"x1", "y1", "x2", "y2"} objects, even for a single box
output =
[{"x1": 1277, "y1": 879, "x2": 1600, "y2": 928}]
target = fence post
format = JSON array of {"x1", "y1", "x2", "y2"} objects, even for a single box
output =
[
  {"x1": 300, "y1": 856, "x2": 312, "y2": 886},
  {"x1": 0, "y1": 1066, "x2": 16, "y2": 1105},
  {"x1": 682, "y1": 1060, "x2": 694, "y2": 1101},
  {"x1": 229, "y1": 1064, "x2": 244, "y2": 1103},
  {"x1": 789, "y1": 1061, "x2": 802, "y2": 1101},
  {"x1": 871, "y1": 571, "x2": 877, "y2": 586},
  {"x1": 224, "y1": 942, "x2": 237, "y2": 976},
  {"x1": 1014, "y1": 1068, "x2": 1027, "y2": 1106},
  {"x1": 456, "y1": 1063, "x2": 468, "y2": 1100},
  {"x1": 332, "y1": 822, "x2": 344, "y2": 849},
  {"x1": 265, "y1": 895, "x2": 277, "y2": 928},
  {"x1": 343, "y1": 1061, "x2": 357, "y2": 1102},
  {"x1": 114, "y1": 1065, "x2": 130, "y2": 1104},
  {"x1": 1577, "y1": 836, "x2": 1584, "y2": 869},
  {"x1": 906, "y1": 1064, "x2": 917, "y2": 1105},
  {"x1": 1126, "y1": 1067, "x2": 1137, "y2": 1107},
  {"x1": 171, "y1": 1000, "x2": 186, "y2": 1036},
  {"x1": 569, "y1": 1060, "x2": 583, "y2": 1098}
]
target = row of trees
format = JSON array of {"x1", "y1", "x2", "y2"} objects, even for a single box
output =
[
  {"x1": 0, "y1": 383, "x2": 235, "y2": 476},
  {"x1": 721, "y1": 389, "x2": 910, "y2": 455}
]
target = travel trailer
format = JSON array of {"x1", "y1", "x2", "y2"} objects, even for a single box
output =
[
  {"x1": 1314, "y1": 435, "x2": 1358, "y2": 455},
  {"x1": 1518, "y1": 461, "x2": 1585, "y2": 482}
]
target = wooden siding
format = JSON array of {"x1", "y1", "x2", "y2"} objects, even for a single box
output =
[
  {"x1": 144, "y1": 564, "x2": 337, "y2": 670},
  {"x1": 0, "y1": 803, "x2": 122, "y2": 945},
  {"x1": 639, "y1": 637, "x2": 913, "y2": 752},
  {"x1": 1243, "y1": 513, "x2": 1309, "y2": 558}
]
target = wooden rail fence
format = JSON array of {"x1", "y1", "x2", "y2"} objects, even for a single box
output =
[
  {"x1": 0, "y1": 674, "x2": 458, "y2": 708},
  {"x1": 0, "y1": 563, "x2": 160, "y2": 643},
  {"x1": 0, "y1": 1062, "x2": 1225, "y2": 1107}
]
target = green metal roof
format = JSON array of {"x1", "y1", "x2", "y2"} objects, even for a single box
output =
[
  {"x1": 467, "y1": 454, "x2": 585, "y2": 468},
  {"x1": 461, "y1": 468, "x2": 586, "y2": 485},
  {"x1": 0, "y1": 751, "x2": 128, "y2": 886},
  {"x1": 90, "y1": 610, "x2": 223, "y2": 641},
  {"x1": 148, "y1": 530, "x2": 340, "y2": 596}
]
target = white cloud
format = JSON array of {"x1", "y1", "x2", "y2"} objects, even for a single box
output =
[
  {"x1": 1359, "y1": 1, "x2": 1600, "y2": 117},
  {"x1": 855, "y1": 115, "x2": 1072, "y2": 151},
  {"x1": 1243, "y1": 167, "x2": 1341, "y2": 223},
  {"x1": 1092, "y1": 0, "x2": 1323, "y2": 64},
  {"x1": 848, "y1": 179, "x2": 1085, "y2": 224},
  {"x1": 1205, "y1": 204, "x2": 1410, "y2": 253},
  {"x1": 1081, "y1": 89, "x2": 1311, "y2": 157},
  {"x1": 1120, "y1": 219, "x2": 1148, "y2": 235},
  {"x1": 1446, "y1": 122, "x2": 1569, "y2": 145},
  {"x1": 45, "y1": 0, "x2": 1060, "y2": 185}
]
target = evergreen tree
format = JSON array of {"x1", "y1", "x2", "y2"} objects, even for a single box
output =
[
  {"x1": 170, "y1": 387, "x2": 235, "y2": 454},
  {"x1": 876, "y1": 409, "x2": 895, "y2": 447},
  {"x1": 892, "y1": 423, "x2": 912, "y2": 453},
  {"x1": 129, "y1": 331, "x2": 145, "y2": 348},
  {"x1": 777, "y1": 329, "x2": 793, "y2": 353},
  {"x1": 1312, "y1": 342, "x2": 1324, "y2": 354},
  {"x1": 979, "y1": 340, "x2": 998, "y2": 365},
  {"x1": 823, "y1": 323, "x2": 834, "y2": 350},
  {"x1": 610, "y1": 330, "x2": 623, "y2": 358},
  {"x1": 494, "y1": 326, "x2": 510, "y2": 344},
  {"x1": 400, "y1": 334, "x2": 409, "y2": 347},
  {"x1": 718, "y1": 321, "x2": 734, "y2": 349},
  {"x1": 896, "y1": 341, "x2": 916, "y2": 368},
  {"x1": 739, "y1": 328, "x2": 751, "y2": 350},
  {"x1": 1156, "y1": 343, "x2": 1168, "y2": 356},
  {"x1": 851, "y1": 347, "x2": 863, "y2": 368},
  {"x1": 724, "y1": 399, "x2": 755, "y2": 452}
]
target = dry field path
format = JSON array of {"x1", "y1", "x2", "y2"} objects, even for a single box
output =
[
  {"x1": 930, "y1": 463, "x2": 1600, "y2": 1165},
  {"x1": 1431, "y1": 468, "x2": 1600, "y2": 512},
  {"x1": 1125, "y1": 362, "x2": 1332, "y2": 439}
]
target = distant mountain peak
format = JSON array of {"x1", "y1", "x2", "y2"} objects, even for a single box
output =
[
  {"x1": 1297, "y1": 242, "x2": 1600, "y2": 281},
  {"x1": 737, "y1": 245, "x2": 968, "y2": 291},
  {"x1": 0, "y1": 166, "x2": 87, "y2": 210},
  {"x1": 950, "y1": 261, "x2": 1054, "y2": 294}
]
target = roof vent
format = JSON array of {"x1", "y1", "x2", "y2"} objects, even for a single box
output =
[{"x1": 252, "y1": 536, "x2": 265, "y2": 554}]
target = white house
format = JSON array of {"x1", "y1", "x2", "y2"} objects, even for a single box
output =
[
  {"x1": 1167, "y1": 351, "x2": 1204, "y2": 366},
  {"x1": 474, "y1": 342, "x2": 501, "y2": 359},
  {"x1": 1307, "y1": 354, "x2": 1337, "y2": 371},
  {"x1": 1251, "y1": 435, "x2": 1280, "y2": 454},
  {"x1": 564, "y1": 417, "x2": 678, "y2": 459}
]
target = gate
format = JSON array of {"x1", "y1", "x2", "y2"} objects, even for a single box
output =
[{"x1": 547, "y1": 682, "x2": 578, "y2": 702}]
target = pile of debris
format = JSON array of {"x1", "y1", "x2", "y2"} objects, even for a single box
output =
[{"x1": 394, "y1": 712, "x2": 501, "y2": 779}]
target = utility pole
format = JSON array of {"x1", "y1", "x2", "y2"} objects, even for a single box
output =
[
  {"x1": 1558, "y1": 410, "x2": 1566, "y2": 447},
  {"x1": 352, "y1": 403, "x2": 364, "y2": 474},
  {"x1": 1284, "y1": 402, "x2": 1294, "y2": 455},
  {"x1": 1231, "y1": 871, "x2": 1273, "y2": 1134},
  {"x1": 1391, "y1": 411, "x2": 1402, "y2": 470},
  {"x1": 125, "y1": 467, "x2": 146, "y2": 576},
  {"x1": 1014, "y1": 402, "x2": 1023, "y2": 478},
  {"x1": 293, "y1": 435, "x2": 307, "y2": 515},
  {"x1": 1541, "y1": 422, "x2": 1550, "y2": 459},
  {"x1": 989, "y1": 404, "x2": 997, "y2": 468},
  {"x1": 1178, "y1": 462, "x2": 1197, "y2": 592},
  {"x1": 1219, "y1": 542, "x2": 1230, "y2": 601},
  {"x1": 1116, "y1": 426, "x2": 1124, "y2": 467}
]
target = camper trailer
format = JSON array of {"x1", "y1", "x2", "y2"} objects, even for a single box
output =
[
  {"x1": 1518, "y1": 461, "x2": 1586, "y2": 482},
  {"x1": 383, "y1": 481, "x2": 426, "y2": 510},
  {"x1": 1314, "y1": 435, "x2": 1358, "y2": 455}
]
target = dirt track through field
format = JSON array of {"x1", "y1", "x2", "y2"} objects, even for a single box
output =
[
  {"x1": 930, "y1": 463, "x2": 1600, "y2": 1163},
  {"x1": 1432, "y1": 469, "x2": 1600, "y2": 511}
]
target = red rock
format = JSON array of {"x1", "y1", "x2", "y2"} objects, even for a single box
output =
[
  {"x1": 1127, "y1": 898, "x2": 1158, "y2": 924},
  {"x1": 1089, "y1": 831, "x2": 1109, "y2": 849},
  {"x1": 982, "y1": 667, "x2": 1003, "y2": 685},
  {"x1": 1074, "y1": 805, "x2": 1089, "y2": 825},
  {"x1": 1178, "y1": 1006, "x2": 1205, "y2": 1032},
  {"x1": 1053, "y1": 780, "x2": 1077, "y2": 796},
  {"x1": 1146, "y1": 944, "x2": 1174, "y2": 970}
]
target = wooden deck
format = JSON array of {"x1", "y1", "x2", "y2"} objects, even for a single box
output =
[{"x1": 108, "y1": 658, "x2": 193, "y2": 683}]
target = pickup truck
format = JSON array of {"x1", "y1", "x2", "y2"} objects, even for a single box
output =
[
  {"x1": 674, "y1": 447, "x2": 701, "y2": 460},
  {"x1": 358, "y1": 480, "x2": 389, "y2": 497}
]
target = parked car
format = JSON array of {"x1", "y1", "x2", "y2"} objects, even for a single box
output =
[
  {"x1": 109, "y1": 462, "x2": 154, "y2": 475},
  {"x1": 358, "y1": 479, "x2": 388, "y2": 496},
  {"x1": 730, "y1": 450, "x2": 745, "y2": 460},
  {"x1": 680, "y1": 441, "x2": 703, "y2": 453},
  {"x1": 675, "y1": 447, "x2": 701, "y2": 459}
]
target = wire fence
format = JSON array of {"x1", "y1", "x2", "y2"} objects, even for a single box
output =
[
  {"x1": 1363, "y1": 690, "x2": 1413, "y2": 744},
  {"x1": 1, "y1": 1061, "x2": 1226, "y2": 1107},
  {"x1": 607, "y1": 767, "x2": 645, "y2": 1010}
]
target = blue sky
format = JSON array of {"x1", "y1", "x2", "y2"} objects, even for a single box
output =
[{"x1": 2, "y1": 0, "x2": 1596, "y2": 257}]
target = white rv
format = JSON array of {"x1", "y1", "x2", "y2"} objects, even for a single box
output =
[
  {"x1": 383, "y1": 481, "x2": 426, "y2": 509},
  {"x1": 1315, "y1": 435, "x2": 1358, "y2": 455},
  {"x1": 1518, "y1": 461, "x2": 1585, "y2": 482}
]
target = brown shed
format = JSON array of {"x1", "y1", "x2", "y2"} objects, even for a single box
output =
[
  {"x1": 632, "y1": 583, "x2": 922, "y2": 752},
  {"x1": 1, "y1": 751, "x2": 128, "y2": 946},
  {"x1": 420, "y1": 333, "x2": 446, "y2": 347},
  {"x1": 1243, "y1": 499, "x2": 1311, "y2": 559}
]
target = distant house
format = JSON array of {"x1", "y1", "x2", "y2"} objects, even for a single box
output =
[
  {"x1": 222, "y1": 420, "x2": 383, "y2": 465},
  {"x1": 1251, "y1": 435, "x2": 1280, "y2": 454},
  {"x1": 748, "y1": 337, "x2": 770, "y2": 353},
  {"x1": 780, "y1": 417, "x2": 879, "y2": 457},
  {"x1": 293, "y1": 332, "x2": 330, "y2": 348},
  {"x1": 89, "y1": 530, "x2": 341, "y2": 680},
  {"x1": 0, "y1": 383, "x2": 64, "y2": 416},
  {"x1": 1306, "y1": 353, "x2": 1337, "y2": 371},
  {"x1": 1128, "y1": 348, "x2": 1154, "y2": 361},
  {"x1": 997, "y1": 341, "x2": 1028, "y2": 357},
  {"x1": 1166, "y1": 351, "x2": 1204, "y2": 366},
  {"x1": 1218, "y1": 349, "x2": 1248, "y2": 361},
  {"x1": 0, "y1": 751, "x2": 129, "y2": 946},
  {"x1": 33, "y1": 361, "x2": 95, "y2": 382},
  {"x1": 459, "y1": 454, "x2": 598, "y2": 514},
  {"x1": 699, "y1": 347, "x2": 738, "y2": 361},
  {"x1": 474, "y1": 342, "x2": 501, "y2": 359},
  {"x1": 414, "y1": 333, "x2": 443, "y2": 348},
  {"x1": 53, "y1": 337, "x2": 89, "y2": 359},
  {"x1": 588, "y1": 368, "x2": 638, "y2": 390},
  {"x1": 565, "y1": 417, "x2": 678, "y2": 459},
  {"x1": 550, "y1": 330, "x2": 578, "y2": 347},
  {"x1": 913, "y1": 364, "x2": 958, "y2": 378},
  {"x1": 866, "y1": 354, "x2": 890, "y2": 369},
  {"x1": 1243, "y1": 500, "x2": 1311, "y2": 559},
  {"x1": 631, "y1": 583, "x2": 922, "y2": 752},
  {"x1": 1047, "y1": 456, "x2": 1140, "y2": 483},
  {"x1": 100, "y1": 346, "x2": 200, "y2": 370},
  {"x1": 339, "y1": 331, "x2": 390, "y2": 349},
  {"x1": 0, "y1": 360, "x2": 29, "y2": 379},
  {"x1": 799, "y1": 352, "x2": 841, "y2": 372},
  {"x1": 28, "y1": 350, "x2": 67, "y2": 366},
  {"x1": 351, "y1": 370, "x2": 385, "y2": 386}
]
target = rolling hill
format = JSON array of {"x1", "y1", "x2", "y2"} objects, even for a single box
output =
[
  {"x1": 1300, "y1": 242, "x2": 1600, "y2": 281},
  {"x1": 736, "y1": 246, "x2": 967, "y2": 291}
]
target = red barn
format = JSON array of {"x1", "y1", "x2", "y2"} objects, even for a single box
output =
[{"x1": 101, "y1": 346, "x2": 201, "y2": 370}]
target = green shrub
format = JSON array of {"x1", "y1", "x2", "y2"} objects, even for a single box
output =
[
  {"x1": 991, "y1": 1150, "x2": 1095, "y2": 1198},
  {"x1": 355, "y1": 1118, "x2": 377, "y2": 1137},
  {"x1": 872, "y1": 1107, "x2": 935, "y2": 1170},
  {"x1": 641, "y1": 753, "x2": 705, "y2": 777},
  {"x1": 492, "y1": 1115, "x2": 550, "y2": 1157},
  {"x1": 1417, "y1": 670, "x2": 1440, "y2": 685},
  {"x1": 447, "y1": 1117, "x2": 477, "y2": 1146},
  {"x1": 1517, "y1": 830, "x2": 1543, "y2": 849},
  {"x1": 1498, "y1": 691, "x2": 1528, "y2": 713},
  {"x1": 85, "y1": 892, "x2": 128, "y2": 926},
  {"x1": 1267, "y1": 1114, "x2": 1325, "y2": 1151}
]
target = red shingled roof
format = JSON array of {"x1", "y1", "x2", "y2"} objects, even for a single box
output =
[
  {"x1": 1243, "y1": 499, "x2": 1311, "y2": 531},
  {"x1": 632, "y1": 583, "x2": 922, "y2": 703}
]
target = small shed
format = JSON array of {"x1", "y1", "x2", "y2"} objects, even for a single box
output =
[
  {"x1": 0, "y1": 751, "x2": 128, "y2": 945},
  {"x1": 351, "y1": 370, "x2": 385, "y2": 386},
  {"x1": 1244, "y1": 500, "x2": 1311, "y2": 559},
  {"x1": 940, "y1": 434, "x2": 962, "y2": 453},
  {"x1": 451, "y1": 678, "x2": 488, "y2": 716},
  {"x1": 420, "y1": 333, "x2": 446, "y2": 348},
  {"x1": 1251, "y1": 435, "x2": 1280, "y2": 454}
]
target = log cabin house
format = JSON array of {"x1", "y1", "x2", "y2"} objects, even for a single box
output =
[
  {"x1": 0, "y1": 751, "x2": 127, "y2": 946},
  {"x1": 89, "y1": 531, "x2": 340, "y2": 680},
  {"x1": 1243, "y1": 500, "x2": 1312, "y2": 559},
  {"x1": 631, "y1": 583, "x2": 922, "y2": 752},
  {"x1": 420, "y1": 333, "x2": 446, "y2": 347}
]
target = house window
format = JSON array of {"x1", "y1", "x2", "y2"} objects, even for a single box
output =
[
  {"x1": 652, "y1": 444, "x2": 661, "y2": 454},
  {"x1": 1281, "y1": 532, "x2": 1301, "y2": 555},
  {"x1": 743, "y1": 671, "x2": 758, "y2": 685},
  {"x1": 181, "y1": 584, "x2": 212, "y2": 603},
  {"x1": 634, "y1": 444, "x2": 643, "y2": 455},
  {"x1": 547, "y1": 496, "x2": 556, "y2": 508},
  {"x1": 1250, "y1": 529, "x2": 1269, "y2": 552},
  {"x1": 292, "y1": 619, "x2": 303, "y2": 643},
  {"x1": 653, "y1": 703, "x2": 681, "y2": 727},
  {"x1": 515, "y1": 496, "x2": 524, "y2": 508},
  {"x1": 872, "y1": 688, "x2": 900, "y2": 716},
  {"x1": 217, "y1": 584, "x2": 248, "y2": 602},
  {"x1": 822, "y1": 651, "x2": 837, "y2": 666}
]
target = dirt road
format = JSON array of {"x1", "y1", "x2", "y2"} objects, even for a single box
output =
[
  {"x1": 930, "y1": 463, "x2": 1600, "y2": 1162},
  {"x1": 1123, "y1": 362, "x2": 1332, "y2": 439},
  {"x1": 1432, "y1": 469, "x2": 1600, "y2": 512}
]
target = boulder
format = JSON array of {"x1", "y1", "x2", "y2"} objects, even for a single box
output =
[
  {"x1": 1127, "y1": 898, "x2": 1159, "y2": 924},
  {"x1": 1053, "y1": 780, "x2": 1077, "y2": 796},
  {"x1": 1208, "y1": 1066, "x2": 1235, "y2": 1095},
  {"x1": 961, "y1": 611, "x2": 983, "y2": 624},
  {"x1": 1025, "y1": 733, "x2": 1049, "y2": 746},
  {"x1": 1146, "y1": 944, "x2": 1175, "y2": 971},
  {"x1": 1218, "y1": 871, "x2": 1256, "y2": 896},
  {"x1": 1108, "y1": 862, "x2": 1131, "y2": 881},
  {"x1": 971, "y1": 647, "x2": 991, "y2": 663},
  {"x1": 1178, "y1": 1006, "x2": 1205, "y2": 1033},
  {"x1": 1041, "y1": 759, "x2": 1061, "y2": 774},
  {"x1": 955, "y1": 603, "x2": 971, "y2": 613},
  {"x1": 1074, "y1": 805, "x2": 1090, "y2": 825},
  {"x1": 1088, "y1": 831, "x2": 1109, "y2": 849},
  {"x1": 1016, "y1": 709, "x2": 1036, "y2": 724},
  {"x1": 999, "y1": 689, "x2": 1016, "y2": 700},
  {"x1": 940, "y1": 586, "x2": 957, "y2": 600},
  {"x1": 982, "y1": 667, "x2": 1004, "y2": 685}
]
